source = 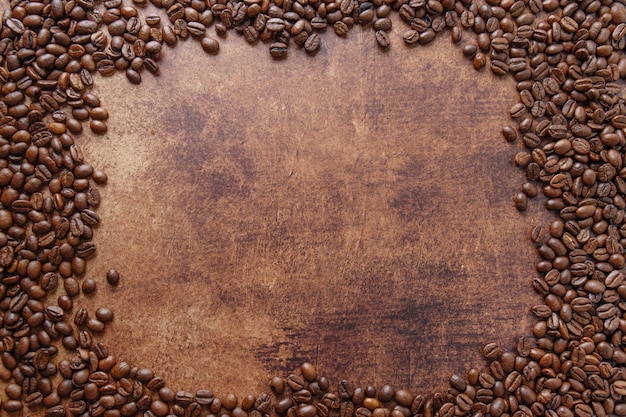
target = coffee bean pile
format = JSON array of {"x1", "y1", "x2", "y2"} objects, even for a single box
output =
[{"x1": 1, "y1": 0, "x2": 626, "y2": 415}]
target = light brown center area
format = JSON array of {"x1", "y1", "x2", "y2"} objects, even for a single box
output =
[{"x1": 81, "y1": 31, "x2": 545, "y2": 396}]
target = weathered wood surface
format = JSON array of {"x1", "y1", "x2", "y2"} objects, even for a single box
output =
[{"x1": 78, "y1": 22, "x2": 551, "y2": 398}]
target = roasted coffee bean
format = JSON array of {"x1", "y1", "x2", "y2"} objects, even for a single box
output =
[
  {"x1": 286, "y1": 374, "x2": 306, "y2": 391},
  {"x1": 293, "y1": 389, "x2": 312, "y2": 403},
  {"x1": 481, "y1": 343, "x2": 501, "y2": 360},
  {"x1": 195, "y1": 389, "x2": 214, "y2": 406},
  {"x1": 304, "y1": 34, "x2": 320, "y2": 53},
  {"x1": 125, "y1": 69, "x2": 142, "y2": 85},
  {"x1": 106, "y1": 268, "x2": 120, "y2": 286},
  {"x1": 375, "y1": 31, "x2": 390, "y2": 48},
  {"x1": 93, "y1": 307, "x2": 113, "y2": 323},
  {"x1": 267, "y1": 376, "x2": 285, "y2": 395},
  {"x1": 420, "y1": 29, "x2": 437, "y2": 45},
  {"x1": 201, "y1": 37, "x2": 220, "y2": 54},
  {"x1": 334, "y1": 21, "x2": 349, "y2": 36},
  {"x1": 299, "y1": 363, "x2": 316, "y2": 382},
  {"x1": 513, "y1": 192, "x2": 528, "y2": 211},
  {"x1": 89, "y1": 120, "x2": 107, "y2": 135}
]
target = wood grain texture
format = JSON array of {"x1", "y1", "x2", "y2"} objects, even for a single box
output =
[{"x1": 76, "y1": 22, "x2": 551, "y2": 398}]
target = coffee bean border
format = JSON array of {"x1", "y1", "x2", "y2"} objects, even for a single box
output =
[{"x1": 1, "y1": 0, "x2": 626, "y2": 416}]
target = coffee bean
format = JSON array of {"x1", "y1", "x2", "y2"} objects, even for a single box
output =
[
  {"x1": 299, "y1": 363, "x2": 317, "y2": 382},
  {"x1": 201, "y1": 37, "x2": 220, "y2": 54},
  {"x1": 481, "y1": 343, "x2": 501, "y2": 360},
  {"x1": 373, "y1": 18, "x2": 391, "y2": 31},
  {"x1": 333, "y1": 21, "x2": 349, "y2": 36},
  {"x1": 79, "y1": 278, "x2": 96, "y2": 295},
  {"x1": 266, "y1": 18, "x2": 286, "y2": 32},
  {"x1": 90, "y1": 170, "x2": 108, "y2": 185},
  {"x1": 513, "y1": 192, "x2": 528, "y2": 211},
  {"x1": 125, "y1": 68, "x2": 142, "y2": 85},
  {"x1": 502, "y1": 125, "x2": 517, "y2": 142},
  {"x1": 287, "y1": 374, "x2": 306, "y2": 391},
  {"x1": 419, "y1": 29, "x2": 436, "y2": 45},
  {"x1": 4, "y1": 400, "x2": 23, "y2": 412},
  {"x1": 375, "y1": 30, "x2": 390, "y2": 48},
  {"x1": 106, "y1": 268, "x2": 120, "y2": 286},
  {"x1": 269, "y1": 42, "x2": 288, "y2": 58},
  {"x1": 89, "y1": 120, "x2": 107, "y2": 135},
  {"x1": 304, "y1": 34, "x2": 320, "y2": 53},
  {"x1": 462, "y1": 44, "x2": 477, "y2": 58},
  {"x1": 151, "y1": 399, "x2": 170, "y2": 416}
]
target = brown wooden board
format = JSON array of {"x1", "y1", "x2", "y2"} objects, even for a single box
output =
[{"x1": 74, "y1": 20, "x2": 550, "y2": 397}]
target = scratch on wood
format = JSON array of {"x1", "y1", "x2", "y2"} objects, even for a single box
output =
[
  {"x1": 408, "y1": 352, "x2": 412, "y2": 388},
  {"x1": 316, "y1": 343, "x2": 320, "y2": 369}
]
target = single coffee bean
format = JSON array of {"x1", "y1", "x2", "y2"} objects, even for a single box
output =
[
  {"x1": 419, "y1": 29, "x2": 436, "y2": 45},
  {"x1": 513, "y1": 192, "x2": 528, "y2": 211},
  {"x1": 106, "y1": 268, "x2": 120, "y2": 286},
  {"x1": 89, "y1": 120, "x2": 107, "y2": 135},
  {"x1": 300, "y1": 363, "x2": 317, "y2": 382},
  {"x1": 201, "y1": 37, "x2": 220, "y2": 54},
  {"x1": 125, "y1": 68, "x2": 142, "y2": 85},
  {"x1": 287, "y1": 374, "x2": 306, "y2": 391},
  {"x1": 472, "y1": 53, "x2": 486, "y2": 70},
  {"x1": 80, "y1": 278, "x2": 96, "y2": 294},
  {"x1": 502, "y1": 125, "x2": 517, "y2": 142},
  {"x1": 304, "y1": 33, "x2": 321, "y2": 53},
  {"x1": 375, "y1": 30, "x2": 390, "y2": 48},
  {"x1": 269, "y1": 42, "x2": 288, "y2": 58},
  {"x1": 334, "y1": 21, "x2": 349, "y2": 36},
  {"x1": 373, "y1": 17, "x2": 391, "y2": 31}
]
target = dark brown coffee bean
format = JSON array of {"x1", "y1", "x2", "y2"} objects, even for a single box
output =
[
  {"x1": 513, "y1": 192, "x2": 528, "y2": 211},
  {"x1": 502, "y1": 125, "x2": 517, "y2": 142},
  {"x1": 462, "y1": 44, "x2": 477, "y2": 58},
  {"x1": 85, "y1": 317, "x2": 104, "y2": 332},
  {"x1": 89, "y1": 120, "x2": 107, "y2": 135},
  {"x1": 373, "y1": 17, "x2": 391, "y2": 31},
  {"x1": 266, "y1": 18, "x2": 286, "y2": 32},
  {"x1": 402, "y1": 30, "x2": 419, "y2": 46},
  {"x1": 287, "y1": 374, "x2": 306, "y2": 391},
  {"x1": 76, "y1": 241, "x2": 96, "y2": 258},
  {"x1": 106, "y1": 269, "x2": 120, "y2": 286},
  {"x1": 481, "y1": 343, "x2": 501, "y2": 360},
  {"x1": 269, "y1": 377, "x2": 285, "y2": 394},
  {"x1": 298, "y1": 362, "x2": 316, "y2": 382},
  {"x1": 304, "y1": 33, "x2": 320, "y2": 53},
  {"x1": 420, "y1": 29, "x2": 437, "y2": 45},
  {"x1": 375, "y1": 30, "x2": 390, "y2": 48},
  {"x1": 125, "y1": 68, "x2": 142, "y2": 85},
  {"x1": 195, "y1": 389, "x2": 214, "y2": 405},
  {"x1": 78, "y1": 330, "x2": 92, "y2": 348},
  {"x1": 297, "y1": 405, "x2": 318, "y2": 417},
  {"x1": 175, "y1": 390, "x2": 194, "y2": 407},
  {"x1": 269, "y1": 42, "x2": 288, "y2": 58},
  {"x1": 151, "y1": 400, "x2": 169, "y2": 416},
  {"x1": 491, "y1": 60, "x2": 509, "y2": 76},
  {"x1": 293, "y1": 389, "x2": 312, "y2": 403},
  {"x1": 334, "y1": 21, "x2": 349, "y2": 36},
  {"x1": 201, "y1": 37, "x2": 220, "y2": 54}
]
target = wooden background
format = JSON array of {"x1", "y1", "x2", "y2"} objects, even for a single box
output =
[{"x1": 69, "y1": 19, "x2": 553, "y2": 398}]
